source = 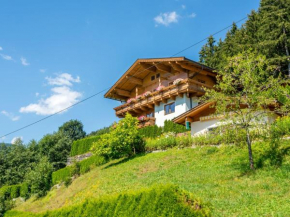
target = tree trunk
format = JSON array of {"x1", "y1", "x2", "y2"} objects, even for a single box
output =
[
  {"x1": 246, "y1": 129, "x2": 255, "y2": 170},
  {"x1": 283, "y1": 27, "x2": 290, "y2": 77}
]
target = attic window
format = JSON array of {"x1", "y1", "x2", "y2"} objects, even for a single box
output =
[{"x1": 151, "y1": 75, "x2": 155, "y2": 81}]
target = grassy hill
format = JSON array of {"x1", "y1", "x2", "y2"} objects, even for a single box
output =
[{"x1": 9, "y1": 146, "x2": 290, "y2": 216}]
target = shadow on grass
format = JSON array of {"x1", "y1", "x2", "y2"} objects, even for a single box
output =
[{"x1": 102, "y1": 153, "x2": 146, "y2": 170}]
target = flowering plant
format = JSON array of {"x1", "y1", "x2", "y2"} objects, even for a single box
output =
[
  {"x1": 143, "y1": 91, "x2": 151, "y2": 97},
  {"x1": 127, "y1": 98, "x2": 135, "y2": 104},
  {"x1": 136, "y1": 95, "x2": 143, "y2": 101},
  {"x1": 138, "y1": 115, "x2": 146, "y2": 121},
  {"x1": 155, "y1": 85, "x2": 165, "y2": 91},
  {"x1": 173, "y1": 78, "x2": 183, "y2": 85}
]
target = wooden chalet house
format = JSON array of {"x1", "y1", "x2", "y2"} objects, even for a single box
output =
[{"x1": 104, "y1": 57, "x2": 217, "y2": 128}]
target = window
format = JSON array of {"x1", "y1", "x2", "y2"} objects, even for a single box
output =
[
  {"x1": 164, "y1": 102, "x2": 175, "y2": 115},
  {"x1": 151, "y1": 75, "x2": 155, "y2": 81},
  {"x1": 147, "y1": 112, "x2": 154, "y2": 118},
  {"x1": 156, "y1": 73, "x2": 160, "y2": 78}
]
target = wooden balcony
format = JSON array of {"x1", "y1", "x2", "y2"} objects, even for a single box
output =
[
  {"x1": 138, "y1": 117, "x2": 156, "y2": 128},
  {"x1": 114, "y1": 78, "x2": 213, "y2": 118}
]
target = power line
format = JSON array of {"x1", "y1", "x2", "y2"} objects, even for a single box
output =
[{"x1": 0, "y1": 16, "x2": 248, "y2": 139}]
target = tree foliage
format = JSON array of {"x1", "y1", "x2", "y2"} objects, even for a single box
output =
[
  {"x1": 199, "y1": 0, "x2": 290, "y2": 76},
  {"x1": 203, "y1": 52, "x2": 290, "y2": 169}
]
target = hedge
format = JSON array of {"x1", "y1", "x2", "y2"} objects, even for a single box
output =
[
  {"x1": 5, "y1": 185, "x2": 210, "y2": 217},
  {"x1": 70, "y1": 135, "x2": 101, "y2": 157},
  {"x1": 0, "y1": 184, "x2": 23, "y2": 200},
  {"x1": 139, "y1": 120, "x2": 189, "y2": 139},
  {"x1": 52, "y1": 155, "x2": 107, "y2": 185}
]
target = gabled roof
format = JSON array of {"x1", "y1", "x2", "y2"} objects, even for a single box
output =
[{"x1": 104, "y1": 57, "x2": 216, "y2": 101}]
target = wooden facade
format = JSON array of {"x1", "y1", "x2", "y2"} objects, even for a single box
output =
[{"x1": 104, "y1": 57, "x2": 216, "y2": 127}]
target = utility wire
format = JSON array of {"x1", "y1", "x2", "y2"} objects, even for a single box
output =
[{"x1": 0, "y1": 16, "x2": 247, "y2": 139}]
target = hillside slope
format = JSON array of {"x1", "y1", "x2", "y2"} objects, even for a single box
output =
[{"x1": 11, "y1": 146, "x2": 290, "y2": 216}]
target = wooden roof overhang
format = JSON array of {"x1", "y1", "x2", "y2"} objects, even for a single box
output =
[
  {"x1": 173, "y1": 102, "x2": 215, "y2": 125},
  {"x1": 104, "y1": 57, "x2": 216, "y2": 101},
  {"x1": 173, "y1": 101, "x2": 281, "y2": 125}
]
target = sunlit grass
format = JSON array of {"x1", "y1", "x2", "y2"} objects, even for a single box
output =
[{"x1": 14, "y1": 146, "x2": 290, "y2": 216}]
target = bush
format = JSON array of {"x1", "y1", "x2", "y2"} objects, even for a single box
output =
[
  {"x1": 9, "y1": 185, "x2": 20, "y2": 199},
  {"x1": 92, "y1": 114, "x2": 144, "y2": 159},
  {"x1": 25, "y1": 157, "x2": 53, "y2": 198},
  {"x1": 138, "y1": 125, "x2": 162, "y2": 138},
  {"x1": 19, "y1": 183, "x2": 29, "y2": 199},
  {"x1": 51, "y1": 167, "x2": 72, "y2": 186},
  {"x1": 145, "y1": 133, "x2": 193, "y2": 152},
  {"x1": 164, "y1": 120, "x2": 189, "y2": 133},
  {"x1": 0, "y1": 186, "x2": 11, "y2": 200},
  {"x1": 51, "y1": 155, "x2": 107, "y2": 185},
  {"x1": 70, "y1": 136, "x2": 101, "y2": 156},
  {"x1": 5, "y1": 185, "x2": 210, "y2": 217}
]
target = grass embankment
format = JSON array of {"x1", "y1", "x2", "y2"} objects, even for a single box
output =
[
  {"x1": 10, "y1": 146, "x2": 290, "y2": 216},
  {"x1": 6, "y1": 185, "x2": 209, "y2": 217}
]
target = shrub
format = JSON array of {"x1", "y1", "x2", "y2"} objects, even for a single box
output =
[
  {"x1": 163, "y1": 120, "x2": 189, "y2": 134},
  {"x1": 25, "y1": 157, "x2": 53, "y2": 198},
  {"x1": 138, "y1": 125, "x2": 162, "y2": 138},
  {"x1": 70, "y1": 136, "x2": 101, "y2": 156},
  {"x1": 91, "y1": 114, "x2": 144, "y2": 159},
  {"x1": 51, "y1": 155, "x2": 107, "y2": 185},
  {"x1": 5, "y1": 185, "x2": 210, "y2": 217},
  {"x1": 9, "y1": 185, "x2": 20, "y2": 199},
  {"x1": 51, "y1": 167, "x2": 72, "y2": 186},
  {"x1": 19, "y1": 183, "x2": 29, "y2": 199},
  {"x1": 0, "y1": 186, "x2": 11, "y2": 200}
]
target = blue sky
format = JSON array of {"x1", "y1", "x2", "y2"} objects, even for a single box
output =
[{"x1": 0, "y1": 0, "x2": 260, "y2": 144}]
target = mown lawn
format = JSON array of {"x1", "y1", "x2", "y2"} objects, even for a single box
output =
[{"x1": 14, "y1": 146, "x2": 290, "y2": 216}]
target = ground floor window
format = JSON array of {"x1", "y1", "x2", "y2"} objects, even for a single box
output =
[{"x1": 164, "y1": 102, "x2": 175, "y2": 115}]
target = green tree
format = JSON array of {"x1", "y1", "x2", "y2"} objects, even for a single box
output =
[
  {"x1": 91, "y1": 113, "x2": 144, "y2": 159},
  {"x1": 58, "y1": 120, "x2": 86, "y2": 141},
  {"x1": 25, "y1": 157, "x2": 53, "y2": 198},
  {"x1": 203, "y1": 52, "x2": 289, "y2": 170},
  {"x1": 258, "y1": 0, "x2": 290, "y2": 76},
  {"x1": 199, "y1": 35, "x2": 218, "y2": 68}
]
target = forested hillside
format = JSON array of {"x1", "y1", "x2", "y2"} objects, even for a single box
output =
[{"x1": 199, "y1": 0, "x2": 290, "y2": 76}]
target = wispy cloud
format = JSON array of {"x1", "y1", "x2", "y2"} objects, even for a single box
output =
[
  {"x1": 20, "y1": 73, "x2": 82, "y2": 115},
  {"x1": 35, "y1": 92, "x2": 39, "y2": 97},
  {"x1": 1, "y1": 110, "x2": 20, "y2": 121},
  {"x1": 46, "y1": 73, "x2": 80, "y2": 86},
  {"x1": 0, "y1": 47, "x2": 3, "y2": 51},
  {"x1": 154, "y1": 11, "x2": 179, "y2": 27},
  {"x1": 181, "y1": 5, "x2": 186, "y2": 9},
  {"x1": 20, "y1": 57, "x2": 30, "y2": 66},
  {"x1": 40, "y1": 69, "x2": 46, "y2": 73},
  {"x1": 11, "y1": 136, "x2": 23, "y2": 144},
  {"x1": 188, "y1": 13, "x2": 196, "y2": 18},
  {"x1": 0, "y1": 54, "x2": 12, "y2": 61}
]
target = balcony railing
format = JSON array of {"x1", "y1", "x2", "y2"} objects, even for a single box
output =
[
  {"x1": 138, "y1": 117, "x2": 156, "y2": 128},
  {"x1": 114, "y1": 78, "x2": 213, "y2": 117}
]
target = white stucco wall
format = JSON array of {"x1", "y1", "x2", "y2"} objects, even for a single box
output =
[
  {"x1": 191, "y1": 119, "x2": 220, "y2": 136},
  {"x1": 190, "y1": 113, "x2": 279, "y2": 136},
  {"x1": 154, "y1": 95, "x2": 198, "y2": 127}
]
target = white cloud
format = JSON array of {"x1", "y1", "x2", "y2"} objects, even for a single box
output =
[
  {"x1": 40, "y1": 69, "x2": 46, "y2": 73},
  {"x1": 0, "y1": 47, "x2": 2, "y2": 51},
  {"x1": 46, "y1": 73, "x2": 80, "y2": 86},
  {"x1": 11, "y1": 136, "x2": 23, "y2": 144},
  {"x1": 20, "y1": 57, "x2": 30, "y2": 66},
  {"x1": 1, "y1": 110, "x2": 20, "y2": 121},
  {"x1": 35, "y1": 92, "x2": 39, "y2": 97},
  {"x1": 188, "y1": 13, "x2": 196, "y2": 18},
  {"x1": 0, "y1": 54, "x2": 12, "y2": 61},
  {"x1": 181, "y1": 5, "x2": 186, "y2": 9},
  {"x1": 20, "y1": 73, "x2": 82, "y2": 116},
  {"x1": 154, "y1": 11, "x2": 179, "y2": 27}
]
